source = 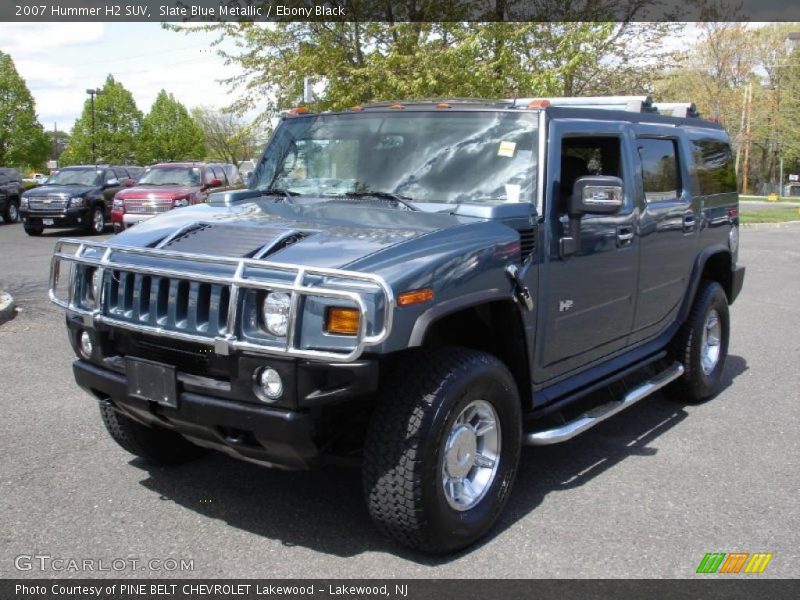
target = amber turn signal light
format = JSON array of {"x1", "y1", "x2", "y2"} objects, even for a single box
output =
[
  {"x1": 325, "y1": 307, "x2": 360, "y2": 335},
  {"x1": 397, "y1": 288, "x2": 434, "y2": 307}
]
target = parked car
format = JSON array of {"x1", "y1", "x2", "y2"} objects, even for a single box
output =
[
  {"x1": 0, "y1": 167, "x2": 24, "y2": 223},
  {"x1": 19, "y1": 165, "x2": 138, "y2": 236},
  {"x1": 49, "y1": 97, "x2": 744, "y2": 554},
  {"x1": 110, "y1": 161, "x2": 238, "y2": 232}
]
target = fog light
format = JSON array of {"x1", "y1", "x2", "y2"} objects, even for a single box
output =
[
  {"x1": 79, "y1": 330, "x2": 93, "y2": 359},
  {"x1": 255, "y1": 367, "x2": 283, "y2": 401}
]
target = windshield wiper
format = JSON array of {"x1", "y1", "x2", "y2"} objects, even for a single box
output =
[
  {"x1": 260, "y1": 188, "x2": 300, "y2": 203},
  {"x1": 343, "y1": 191, "x2": 418, "y2": 211}
]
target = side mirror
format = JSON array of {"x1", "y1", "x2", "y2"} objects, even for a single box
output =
[
  {"x1": 569, "y1": 176, "x2": 624, "y2": 216},
  {"x1": 105, "y1": 178, "x2": 120, "y2": 188},
  {"x1": 124, "y1": 178, "x2": 135, "y2": 187},
  {"x1": 208, "y1": 178, "x2": 223, "y2": 188}
]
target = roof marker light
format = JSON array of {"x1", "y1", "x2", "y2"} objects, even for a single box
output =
[{"x1": 527, "y1": 99, "x2": 551, "y2": 109}]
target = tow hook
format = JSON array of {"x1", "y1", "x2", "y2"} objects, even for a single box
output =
[{"x1": 505, "y1": 264, "x2": 534, "y2": 311}]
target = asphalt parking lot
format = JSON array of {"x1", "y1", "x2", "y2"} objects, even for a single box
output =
[{"x1": 0, "y1": 221, "x2": 798, "y2": 579}]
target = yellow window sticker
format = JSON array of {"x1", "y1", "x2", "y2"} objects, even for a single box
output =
[{"x1": 498, "y1": 141, "x2": 516, "y2": 158}]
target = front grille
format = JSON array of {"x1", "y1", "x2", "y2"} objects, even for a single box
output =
[
  {"x1": 29, "y1": 195, "x2": 68, "y2": 211},
  {"x1": 124, "y1": 198, "x2": 173, "y2": 214},
  {"x1": 105, "y1": 271, "x2": 230, "y2": 337}
]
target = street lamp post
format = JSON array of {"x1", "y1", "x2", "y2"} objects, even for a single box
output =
[{"x1": 85, "y1": 88, "x2": 103, "y2": 163}]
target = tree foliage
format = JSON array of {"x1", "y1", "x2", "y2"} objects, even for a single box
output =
[
  {"x1": 61, "y1": 75, "x2": 143, "y2": 165},
  {"x1": 656, "y1": 22, "x2": 800, "y2": 193},
  {"x1": 138, "y1": 90, "x2": 205, "y2": 163},
  {"x1": 0, "y1": 51, "x2": 50, "y2": 169},
  {"x1": 191, "y1": 107, "x2": 261, "y2": 167},
  {"x1": 177, "y1": 2, "x2": 679, "y2": 123}
]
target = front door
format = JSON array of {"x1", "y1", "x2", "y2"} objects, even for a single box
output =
[{"x1": 534, "y1": 120, "x2": 639, "y2": 382}]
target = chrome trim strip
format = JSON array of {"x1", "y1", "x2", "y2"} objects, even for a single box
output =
[
  {"x1": 536, "y1": 109, "x2": 546, "y2": 217},
  {"x1": 524, "y1": 362, "x2": 684, "y2": 446},
  {"x1": 49, "y1": 238, "x2": 395, "y2": 363}
]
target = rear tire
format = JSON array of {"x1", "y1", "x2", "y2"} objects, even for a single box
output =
[
  {"x1": 24, "y1": 220, "x2": 43, "y2": 236},
  {"x1": 3, "y1": 199, "x2": 19, "y2": 223},
  {"x1": 363, "y1": 348, "x2": 521, "y2": 554},
  {"x1": 669, "y1": 280, "x2": 730, "y2": 403},
  {"x1": 99, "y1": 402, "x2": 208, "y2": 465}
]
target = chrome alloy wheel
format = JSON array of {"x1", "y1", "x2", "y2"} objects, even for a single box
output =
[
  {"x1": 93, "y1": 209, "x2": 104, "y2": 233},
  {"x1": 8, "y1": 202, "x2": 19, "y2": 222},
  {"x1": 701, "y1": 308, "x2": 722, "y2": 375},
  {"x1": 441, "y1": 399, "x2": 501, "y2": 511}
]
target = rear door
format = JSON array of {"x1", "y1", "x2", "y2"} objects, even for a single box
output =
[
  {"x1": 629, "y1": 129, "x2": 698, "y2": 342},
  {"x1": 535, "y1": 119, "x2": 639, "y2": 382}
]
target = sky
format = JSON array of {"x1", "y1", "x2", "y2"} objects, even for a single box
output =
[{"x1": 2, "y1": 22, "x2": 245, "y2": 133}]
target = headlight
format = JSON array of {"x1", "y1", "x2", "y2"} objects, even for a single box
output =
[
  {"x1": 20, "y1": 197, "x2": 28, "y2": 209},
  {"x1": 112, "y1": 198, "x2": 124, "y2": 209},
  {"x1": 262, "y1": 292, "x2": 291, "y2": 337},
  {"x1": 84, "y1": 268, "x2": 101, "y2": 306},
  {"x1": 69, "y1": 196, "x2": 87, "y2": 207},
  {"x1": 173, "y1": 196, "x2": 189, "y2": 207}
]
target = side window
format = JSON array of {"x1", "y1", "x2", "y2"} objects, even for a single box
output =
[
  {"x1": 638, "y1": 138, "x2": 681, "y2": 202},
  {"x1": 691, "y1": 139, "x2": 736, "y2": 195},
  {"x1": 559, "y1": 136, "x2": 623, "y2": 210}
]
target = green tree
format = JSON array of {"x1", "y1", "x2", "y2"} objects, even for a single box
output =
[
  {"x1": 138, "y1": 90, "x2": 205, "y2": 163},
  {"x1": 177, "y1": 3, "x2": 678, "y2": 122},
  {"x1": 191, "y1": 107, "x2": 260, "y2": 167},
  {"x1": 61, "y1": 75, "x2": 142, "y2": 165},
  {"x1": 0, "y1": 51, "x2": 50, "y2": 168}
]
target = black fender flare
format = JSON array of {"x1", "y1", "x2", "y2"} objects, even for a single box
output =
[
  {"x1": 678, "y1": 244, "x2": 732, "y2": 323},
  {"x1": 407, "y1": 288, "x2": 517, "y2": 347}
]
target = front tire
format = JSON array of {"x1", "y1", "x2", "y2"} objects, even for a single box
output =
[
  {"x1": 24, "y1": 220, "x2": 43, "y2": 236},
  {"x1": 87, "y1": 205, "x2": 105, "y2": 234},
  {"x1": 363, "y1": 348, "x2": 521, "y2": 554},
  {"x1": 3, "y1": 199, "x2": 19, "y2": 223},
  {"x1": 670, "y1": 280, "x2": 730, "y2": 402},
  {"x1": 99, "y1": 402, "x2": 208, "y2": 465}
]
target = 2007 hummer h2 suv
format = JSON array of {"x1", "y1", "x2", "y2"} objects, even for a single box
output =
[{"x1": 49, "y1": 96, "x2": 745, "y2": 554}]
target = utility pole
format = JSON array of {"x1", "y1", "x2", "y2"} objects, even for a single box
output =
[
  {"x1": 85, "y1": 88, "x2": 102, "y2": 163},
  {"x1": 741, "y1": 83, "x2": 752, "y2": 195},
  {"x1": 779, "y1": 156, "x2": 784, "y2": 198}
]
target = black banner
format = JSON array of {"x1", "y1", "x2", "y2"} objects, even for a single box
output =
[
  {"x1": 4, "y1": 0, "x2": 800, "y2": 23},
  {"x1": 3, "y1": 580, "x2": 800, "y2": 600}
]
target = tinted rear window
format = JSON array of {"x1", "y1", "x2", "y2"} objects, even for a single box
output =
[
  {"x1": 691, "y1": 139, "x2": 737, "y2": 195},
  {"x1": 638, "y1": 138, "x2": 680, "y2": 202}
]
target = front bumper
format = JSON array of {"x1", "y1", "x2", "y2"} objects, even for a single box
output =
[
  {"x1": 69, "y1": 322, "x2": 379, "y2": 468},
  {"x1": 21, "y1": 206, "x2": 89, "y2": 227},
  {"x1": 122, "y1": 213, "x2": 158, "y2": 227}
]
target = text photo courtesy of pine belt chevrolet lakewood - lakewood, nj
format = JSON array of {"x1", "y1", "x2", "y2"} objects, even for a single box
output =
[{"x1": 1, "y1": 1, "x2": 799, "y2": 597}]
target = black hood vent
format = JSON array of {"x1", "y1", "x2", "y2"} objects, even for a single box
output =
[{"x1": 158, "y1": 222, "x2": 305, "y2": 258}]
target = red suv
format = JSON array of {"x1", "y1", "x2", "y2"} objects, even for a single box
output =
[{"x1": 110, "y1": 161, "x2": 238, "y2": 232}]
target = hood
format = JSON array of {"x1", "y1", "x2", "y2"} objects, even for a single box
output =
[
  {"x1": 117, "y1": 184, "x2": 198, "y2": 199},
  {"x1": 24, "y1": 184, "x2": 94, "y2": 197},
  {"x1": 112, "y1": 200, "x2": 477, "y2": 270}
]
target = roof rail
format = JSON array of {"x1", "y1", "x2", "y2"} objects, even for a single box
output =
[{"x1": 511, "y1": 95, "x2": 657, "y2": 113}]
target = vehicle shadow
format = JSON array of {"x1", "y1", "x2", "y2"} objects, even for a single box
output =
[{"x1": 135, "y1": 354, "x2": 748, "y2": 564}]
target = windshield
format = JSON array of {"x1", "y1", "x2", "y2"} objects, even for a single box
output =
[
  {"x1": 137, "y1": 166, "x2": 202, "y2": 186},
  {"x1": 46, "y1": 168, "x2": 102, "y2": 186},
  {"x1": 252, "y1": 111, "x2": 538, "y2": 204}
]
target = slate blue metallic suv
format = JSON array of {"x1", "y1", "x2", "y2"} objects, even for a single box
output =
[{"x1": 49, "y1": 96, "x2": 745, "y2": 553}]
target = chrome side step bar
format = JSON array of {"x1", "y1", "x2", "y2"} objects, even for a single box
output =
[{"x1": 524, "y1": 362, "x2": 684, "y2": 446}]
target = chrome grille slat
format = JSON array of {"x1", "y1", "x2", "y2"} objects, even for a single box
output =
[{"x1": 29, "y1": 195, "x2": 68, "y2": 211}]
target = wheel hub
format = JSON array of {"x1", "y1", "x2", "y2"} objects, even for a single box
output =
[
  {"x1": 441, "y1": 399, "x2": 501, "y2": 511},
  {"x1": 445, "y1": 425, "x2": 477, "y2": 479},
  {"x1": 701, "y1": 309, "x2": 722, "y2": 375}
]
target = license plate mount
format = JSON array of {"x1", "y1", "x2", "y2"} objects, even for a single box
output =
[{"x1": 126, "y1": 357, "x2": 178, "y2": 408}]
